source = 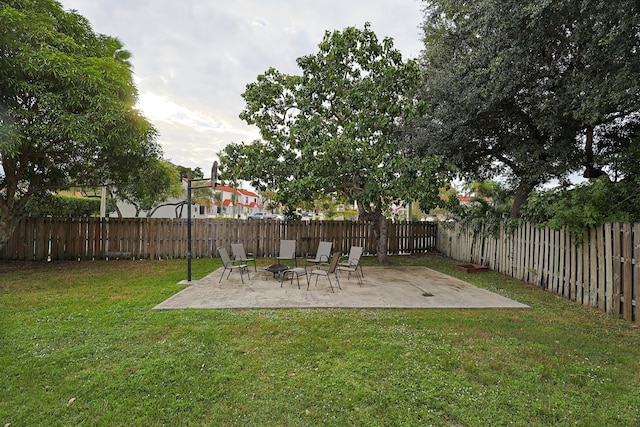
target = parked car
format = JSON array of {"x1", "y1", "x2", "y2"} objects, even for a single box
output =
[{"x1": 247, "y1": 212, "x2": 275, "y2": 220}]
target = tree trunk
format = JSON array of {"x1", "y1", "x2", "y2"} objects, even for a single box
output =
[
  {"x1": 0, "y1": 211, "x2": 21, "y2": 252},
  {"x1": 510, "y1": 180, "x2": 537, "y2": 219},
  {"x1": 375, "y1": 212, "x2": 391, "y2": 265},
  {"x1": 358, "y1": 206, "x2": 390, "y2": 265},
  {"x1": 583, "y1": 125, "x2": 606, "y2": 179}
]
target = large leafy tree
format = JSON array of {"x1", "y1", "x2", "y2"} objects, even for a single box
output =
[
  {"x1": 221, "y1": 23, "x2": 448, "y2": 264},
  {"x1": 411, "y1": 0, "x2": 640, "y2": 217},
  {"x1": 0, "y1": 0, "x2": 161, "y2": 246}
]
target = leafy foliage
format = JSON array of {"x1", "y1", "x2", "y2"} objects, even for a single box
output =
[
  {"x1": 0, "y1": 0, "x2": 161, "y2": 244},
  {"x1": 522, "y1": 177, "x2": 640, "y2": 235},
  {"x1": 23, "y1": 192, "x2": 104, "y2": 217},
  {"x1": 440, "y1": 180, "x2": 515, "y2": 237},
  {"x1": 113, "y1": 160, "x2": 183, "y2": 217},
  {"x1": 221, "y1": 24, "x2": 450, "y2": 262},
  {"x1": 175, "y1": 165, "x2": 204, "y2": 180}
]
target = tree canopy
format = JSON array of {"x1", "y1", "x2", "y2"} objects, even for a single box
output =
[
  {"x1": 0, "y1": 0, "x2": 161, "y2": 246},
  {"x1": 411, "y1": 0, "x2": 640, "y2": 217},
  {"x1": 220, "y1": 23, "x2": 449, "y2": 263}
]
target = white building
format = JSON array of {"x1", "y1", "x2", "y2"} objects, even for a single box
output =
[
  {"x1": 114, "y1": 181, "x2": 266, "y2": 219},
  {"x1": 213, "y1": 185, "x2": 264, "y2": 219}
]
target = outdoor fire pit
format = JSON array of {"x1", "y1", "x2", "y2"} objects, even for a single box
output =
[{"x1": 264, "y1": 263, "x2": 289, "y2": 278}]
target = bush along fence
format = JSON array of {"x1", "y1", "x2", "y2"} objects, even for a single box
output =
[
  {"x1": 437, "y1": 221, "x2": 639, "y2": 323},
  {"x1": 0, "y1": 217, "x2": 437, "y2": 262}
]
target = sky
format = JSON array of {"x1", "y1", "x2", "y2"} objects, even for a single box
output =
[{"x1": 57, "y1": 0, "x2": 426, "y2": 172}]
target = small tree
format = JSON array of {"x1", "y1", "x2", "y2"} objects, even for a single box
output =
[
  {"x1": 221, "y1": 24, "x2": 449, "y2": 263},
  {"x1": 113, "y1": 160, "x2": 183, "y2": 217}
]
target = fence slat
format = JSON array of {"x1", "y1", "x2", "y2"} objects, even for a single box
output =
[
  {"x1": 622, "y1": 223, "x2": 633, "y2": 321},
  {"x1": 604, "y1": 223, "x2": 614, "y2": 312},
  {"x1": 596, "y1": 225, "x2": 605, "y2": 311},
  {"x1": 613, "y1": 223, "x2": 622, "y2": 315},
  {"x1": 589, "y1": 227, "x2": 598, "y2": 308},
  {"x1": 569, "y1": 231, "x2": 576, "y2": 301},
  {"x1": 633, "y1": 223, "x2": 639, "y2": 323}
]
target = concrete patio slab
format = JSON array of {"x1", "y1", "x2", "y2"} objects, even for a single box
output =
[{"x1": 153, "y1": 266, "x2": 529, "y2": 310}]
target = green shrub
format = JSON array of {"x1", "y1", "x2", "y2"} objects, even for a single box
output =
[
  {"x1": 522, "y1": 177, "x2": 640, "y2": 235},
  {"x1": 24, "y1": 193, "x2": 103, "y2": 217}
]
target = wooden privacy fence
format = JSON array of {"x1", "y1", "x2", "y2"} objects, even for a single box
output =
[
  {"x1": 437, "y1": 221, "x2": 639, "y2": 323},
  {"x1": 0, "y1": 217, "x2": 437, "y2": 262}
]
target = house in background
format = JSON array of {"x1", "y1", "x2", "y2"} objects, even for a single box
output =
[
  {"x1": 114, "y1": 181, "x2": 267, "y2": 219},
  {"x1": 214, "y1": 185, "x2": 264, "y2": 219}
]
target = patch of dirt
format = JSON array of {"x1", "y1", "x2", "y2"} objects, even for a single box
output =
[{"x1": 0, "y1": 260, "x2": 49, "y2": 274}]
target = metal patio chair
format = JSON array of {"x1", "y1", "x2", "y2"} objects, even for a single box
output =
[
  {"x1": 218, "y1": 246, "x2": 250, "y2": 283},
  {"x1": 304, "y1": 241, "x2": 333, "y2": 268},
  {"x1": 231, "y1": 243, "x2": 256, "y2": 271},
  {"x1": 337, "y1": 246, "x2": 364, "y2": 285},
  {"x1": 308, "y1": 252, "x2": 341, "y2": 292},
  {"x1": 276, "y1": 239, "x2": 297, "y2": 267}
]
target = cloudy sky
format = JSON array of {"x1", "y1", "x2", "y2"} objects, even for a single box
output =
[{"x1": 57, "y1": 0, "x2": 425, "y2": 171}]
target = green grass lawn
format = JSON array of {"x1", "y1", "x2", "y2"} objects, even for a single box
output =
[{"x1": 1, "y1": 254, "x2": 638, "y2": 426}]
